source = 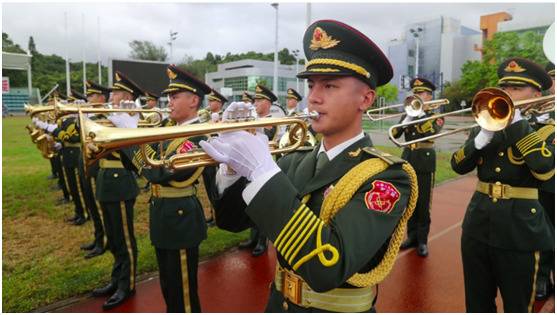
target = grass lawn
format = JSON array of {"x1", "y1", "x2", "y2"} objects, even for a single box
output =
[{"x1": 2, "y1": 116, "x2": 460, "y2": 312}]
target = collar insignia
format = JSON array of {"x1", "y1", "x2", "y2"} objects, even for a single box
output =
[
  {"x1": 505, "y1": 60, "x2": 526, "y2": 73},
  {"x1": 310, "y1": 27, "x2": 340, "y2": 51},
  {"x1": 348, "y1": 148, "x2": 362, "y2": 157}
]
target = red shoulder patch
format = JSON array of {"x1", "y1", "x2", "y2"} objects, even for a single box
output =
[
  {"x1": 177, "y1": 140, "x2": 196, "y2": 154},
  {"x1": 364, "y1": 180, "x2": 401, "y2": 213}
]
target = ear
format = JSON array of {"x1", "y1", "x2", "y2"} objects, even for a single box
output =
[{"x1": 360, "y1": 87, "x2": 376, "y2": 111}]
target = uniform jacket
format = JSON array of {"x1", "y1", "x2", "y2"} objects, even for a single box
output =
[{"x1": 95, "y1": 152, "x2": 139, "y2": 203}]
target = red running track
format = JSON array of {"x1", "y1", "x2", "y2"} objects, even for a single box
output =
[{"x1": 58, "y1": 175, "x2": 554, "y2": 313}]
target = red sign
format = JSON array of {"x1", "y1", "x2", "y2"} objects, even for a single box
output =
[{"x1": 2, "y1": 77, "x2": 10, "y2": 94}]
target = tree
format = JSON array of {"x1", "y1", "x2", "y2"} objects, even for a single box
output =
[
  {"x1": 28, "y1": 36, "x2": 37, "y2": 55},
  {"x1": 2, "y1": 32, "x2": 25, "y2": 53},
  {"x1": 128, "y1": 40, "x2": 167, "y2": 61},
  {"x1": 376, "y1": 83, "x2": 398, "y2": 103}
]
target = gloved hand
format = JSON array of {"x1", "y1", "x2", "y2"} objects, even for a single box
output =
[
  {"x1": 222, "y1": 102, "x2": 255, "y2": 121},
  {"x1": 46, "y1": 123, "x2": 57, "y2": 133},
  {"x1": 402, "y1": 115, "x2": 413, "y2": 124},
  {"x1": 119, "y1": 100, "x2": 137, "y2": 109},
  {"x1": 37, "y1": 120, "x2": 47, "y2": 130},
  {"x1": 211, "y1": 112, "x2": 220, "y2": 123},
  {"x1": 474, "y1": 128, "x2": 494, "y2": 150},
  {"x1": 53, "y1": 142, "x2": 62, "y2": 151},
  {"x1": 199, "y1": 130, "x2": 279, "y2": 181},
  {"x1": 108, "y1": 113, "x2": 140, "y2": 128},
  {"x1": 511, "y1": 108, "x2": 523, "y2": 125},
  {"x1": 32, "y1": 117, "x2": 38, "y2": 125}
]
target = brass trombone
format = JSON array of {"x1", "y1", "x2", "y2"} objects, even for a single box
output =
[
  {"x1": 365, "y1": 95, "x2": 449, "y2": 121},
  {"x1": 79, "y1": 109, "x2": 319, "y2": 170},
  {"x1": 388, "y1": 87, "x2": 555, "y2": 147}
]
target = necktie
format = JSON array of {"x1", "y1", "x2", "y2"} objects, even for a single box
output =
[{"x1": 315, "y1": 151, "x2": 329, "y2": 175}]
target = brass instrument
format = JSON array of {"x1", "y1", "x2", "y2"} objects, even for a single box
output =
[
  {"x1": 35, "y1": 133, "x2": 56, "y2": 159},
  {"x1": 388, "y1": 87, "x2": 555, "y2": 147},
  {"x1": 365, "y1": 96, "x2": 449, "y2": 121},
  {"x1": 79, "y1": 109, "x2": 319, "y2": 170},
  {"x1": 56, "y1": 102, "x2": 168, "y2": 127}
]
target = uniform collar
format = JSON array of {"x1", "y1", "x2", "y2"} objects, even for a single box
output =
[{"x1": 317, "y1": 131, "x2": 365, "y2": 161}]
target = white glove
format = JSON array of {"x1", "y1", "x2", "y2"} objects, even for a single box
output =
[
  {"x1": 108, "y1": 113, "x2": 140, "y2": 128},
  {"x1": 46, "y1": 123, "x2": 57, "y2": 133},
  {"x1": 119, "y1": 100, "x2": 137, "y2": 109},
  {"x1": 402, "y1": 115, "x2": 413, "y2": 124},
  {"x1": 474, "y1": 128, "x2": 494, "y2": 149},
  {"x1": 223, "y1": 102, "x2": 255, "y2": 121},
  {"x1": 211, "y1": 112, "x2": 220, "y2": 123},
  {"x1": 32, "y1": 117, "x2": 38, "y2": 125},
  {"x1": 37, "y1": 120, "x2": 47, "y2": 130},
  {"x1": 511, "y1": 108, "x2": 523, "y2": 125},
  {"x1": 536, "y1": 113, "x2": 550, "y2": 123},
  {"x1": 199, "y1": 130, "x2": 279, "y2": 181},
  {"x1": 53, "y1": 142, "x2": 62, "y2": 151}
]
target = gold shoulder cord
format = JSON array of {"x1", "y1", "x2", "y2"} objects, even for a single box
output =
[{"x1": 319, "y1": 158, "x2": 418, "y2": 287}]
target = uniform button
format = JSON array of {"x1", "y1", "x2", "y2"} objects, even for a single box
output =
[
  {"x1": 113, "y1": 173, "x2": 119, "y2": 178},
  {"x1": 426, "y1": 152, "x2": 430, "y2": 156},
  {"x1": 282, "y1": 301, "x2": 288, "y2": 311},
  {"x1": 531, "y1": 208, "x2": 537, "y2": 214},
  {"x1": 498, "y1": 152, "x2": 504, "y2": 157},
  {"x1": 495, "y1": 167, "x2": 501, "y2": 173},
  {"x1": 178, "y1": 210, "x2": 184, "y2": 215}
]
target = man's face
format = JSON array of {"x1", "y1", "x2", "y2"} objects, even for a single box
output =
[
  {"x1": 168, "y1": 91, "x2": 199, "y2": 122},
  {"x1": 145, "y1": 99, "x2": 157, "y2": 109},
  {"x1": 500, "y1": 85, "x2": 540, "y2": 102},
  {"x1": 87, "y1": 93, "x2": 106, "y2": 104},
  {"x1": 415, "y1": 91, "x2": 432, "y2": 102},
  {"x1": 287, "y1": 98, "x2": 298, "y2": 110},
  {"x1": 208, "y1": 100, "x2": 222, "y2": 113},
  {"x1": 110, "y1": 90, "x2": 133, "y2": 108},
  {"x1": 254, "y1": 98, "x2": 271, "y2": 117},
  {"x1": 307, "y1": 75, "x2": 375, "y2": 136}
]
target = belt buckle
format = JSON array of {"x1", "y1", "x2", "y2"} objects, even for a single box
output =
[
  {"x1": 282, "y1": 270, "x2": 302, "y2": 305},
  {"x1": 409, "y1": 143, "x2": 417, "y2": 150},
  {"x1": 489, "y1": 181, "x2": 505, "y2": 199}
]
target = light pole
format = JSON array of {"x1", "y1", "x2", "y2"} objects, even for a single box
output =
[
  {"x1": 271, "y1": 3, "x2": 279, "y2": 97},
  {"x1": 293, "y1": 49, "x2": 300, "y2": 92},
  {"x1": 168, "y1": 30, "x2": 178, "y2": 62},
  {"x1": 409, "y1": 27, "x2": 423, "y2": 77}
]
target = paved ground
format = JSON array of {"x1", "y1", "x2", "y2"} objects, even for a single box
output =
[{"x1": 53, "y1": 174, "x2": 554, "y2": 313}]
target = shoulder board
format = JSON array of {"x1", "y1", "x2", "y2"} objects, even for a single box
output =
[
  {"x1": 294, "y1": 146, "x2": 315, "y2": 152},
  {"x1": 537, "y1": 124, "x2": 555, "y2": 141},
  {"x1": 362, "y1": 146, "x2": 405, "y2": 165}
]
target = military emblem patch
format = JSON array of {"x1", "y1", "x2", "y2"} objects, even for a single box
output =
[
  {"x1": 167, "y1": 68, "x2": 177, "y2": 80},
  {"x1": 310, "y1": 27, "x2": 340, "y2": 51},
  {"x1": 504, "y1": 60, "x2": 526, "y2": 73},
  {"x1": 177, "y1": 140, "x2": 196, "y2": 154},
  {"x1": 364, "y1": 180, "x2": 400, "y2": 213}
]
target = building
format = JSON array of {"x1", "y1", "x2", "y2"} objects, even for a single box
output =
[
  {"x1": 205, "y1": 59, "x2": 299, "y2": 106},
  {"x1": 387, "y1": 16, "x2": 482, "y2": 102}
]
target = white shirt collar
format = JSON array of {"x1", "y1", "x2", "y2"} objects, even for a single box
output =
[
  {"x1": 178, "y1": 117, "x2": 199, "y2": 126},
  {"x1": 317, "y1": 131, "x2": 366, "y2": 161}
]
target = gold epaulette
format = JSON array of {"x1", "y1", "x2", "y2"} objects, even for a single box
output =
[
  {"x1": 362, "y1": 147, "x2": 405, "y2": 165},
  {"x1": 537, "y1": 124, "x2": 555, "y2": 141}
]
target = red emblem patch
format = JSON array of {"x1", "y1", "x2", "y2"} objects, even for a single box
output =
[
  {"x1": 364, "y1": 180, "x2": 400, "y2": 213},
  {"x1": 178, "y1": 140, "x2": 196, "y2": 154}
]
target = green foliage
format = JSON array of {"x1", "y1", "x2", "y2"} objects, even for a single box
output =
[
  {"x1": 2, "y1": 32, "x2": 26, "y2": 53},
  {"x1": 128, "y1": 40, "x2": 168, "y2": 61},
  {"x1": 376, "y1": 83, "x2": 399, "y2": 103},
  {"x1": 28, "y1": 36, "x2": 37, "y2": 55}
]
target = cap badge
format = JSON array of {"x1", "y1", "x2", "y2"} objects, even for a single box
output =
[
  {"x1": 310, "y1": 27, "x2": 340, "y2": 51},
  {"x1": 167, "y1": 68, "x2": 178, "y2": 79},
  {"x1": 256, "y1": 86, "x2": 263, "y2": 93},
  {"x1": 115, "y1": 72, "x2": 121, "y2": 82},
  {"x1": 504, "y1": 60, "x2": 526, "y2": 73},
  {"x1": 414, "y1": 79, "x2": 423, "y2": 86},
  {"x1": 86, "y1": 81, "x2": 91, "y2": 88}
]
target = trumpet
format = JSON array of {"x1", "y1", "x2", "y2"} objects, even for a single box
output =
[
  {"x1": 57, "y1": 102, "x2": 168, "y2": 127},
  {"x1": 388, "y1": 87, "x2": 555, "y2": 147},
  {"x1": 79, "y1": 109, "x2": 319, "y2": 170},
  {"x1": 365, "y1": 96, "x2": 449, "y2": 121}
]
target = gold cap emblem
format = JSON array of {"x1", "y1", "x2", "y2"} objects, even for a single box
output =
[
  {"x1": 86, "y1": 81, "x2": 91, "y2": 87},
  {"x1": 504, "y1": 60, "x2": 526, "y2": 73},
  {"x1": 256, "y1": 86, "x2": 263, "y2": 93},
  {"x1": 413, "y1": 79, "x2": 423, "y2": 86},
  {"x1": 310, "y1": 27, "x2": 340, "y2": 51},
  {"x1": 167, "y1": 68, "x2": 177, "y2": 79},
  {"x1": 115, "y1": 72, "x2": 121, "y2": 82}
]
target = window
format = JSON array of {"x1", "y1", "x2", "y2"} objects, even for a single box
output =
[
  {"x1": 408, "y1": 49, "x2": 415, "y2": 57},
  {"x1": 224, "y1": 77, "x2": 248, "y2": 92}
]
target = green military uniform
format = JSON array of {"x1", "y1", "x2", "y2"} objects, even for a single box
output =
[
  {"x1": 391, "y1": 78, "x2": 444, "y2": 255},
  {"x1": 79, "y1": 81, "x2": 113, "y2": 258},
  {"x1": 535, "y1": 61, "x2": 555, "y2": 300},
  {"x1": 286, "y1": 88, "x2": 303, "y2": 116},
  {"x1": 211, "y1": 20, "x2": 417, "y2": 312},
  {"x1": 92, "y1": 71, "x2": 142, "y2": 310},
  {"x1": 120, "y1": 64, "x2": 213, "y2": 312},
  {"x1": 451, "y1": 57, "x2": 554, "y2": 312}
]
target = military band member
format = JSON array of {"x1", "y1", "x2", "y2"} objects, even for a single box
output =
[
  {"x1": 79, "y1": 80, "x2": 112, "y2": 259},
  {"x1": 286, "y1": 88, "x2": 303, "y2": 116},
  {"x1": 392, "y1": 77, "x2": 444, "y2": 257},
  {"x1": 207, "y1": 88, "x2": 227, "y2": 122},
  {"x1": 91, "y1": 71, "x2": 141, "y2": 310},
  {"x1": 534, "y1": 61, "x2": 555, "y2": 301},
  {"x1": 201, "y1": 20, "x2": 417, "y2": 312},
  {"x1": 451, "y1": 57, "x2": 554, "y2": 312},
  {"x1": 241, "y1": 90, "x2": 254, "y2": 104},
  {"x1": 144, "y1": 91, "x2": 159, "y2": 109},
  {"x1": 109, "y1": 65, "x2": 213, "y2": 312}
]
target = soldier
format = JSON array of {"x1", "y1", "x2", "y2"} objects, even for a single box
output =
[
  {"x1": 534, "y1": 61, "x2": 555, "y2": 301},
  {"x1": 392, "y1": 77, "x2": 444, "y2": 257},
  {"x1": 207, "y1": 88, "x2": 227, "y2": 122},
  {"x1": 90, "y1": 71, "x2": 141, "y2": 310},
  {"x1": 286, "y1": 88, "x2": 303, "y2": 116},
  {"x1": 79, "y1": 80, "x2": 112, "y2": 259},
  {"x1": 451, "y1": 57, "x2": 554, "y2": 312},
  {"x1": 109, "y1": 65, "x2": 213, "y2": 312},
  {"x1": 201, "y1": 19, "x2": 417, "y2": 312},
  {"x1": 241, "y1": 91, "x2": 254, "y2": 104},
  {"x1": 144, "y1": 91, "x2": 159, "y2": 109}
]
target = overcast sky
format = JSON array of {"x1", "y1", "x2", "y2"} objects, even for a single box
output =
[{"x1": 2, "y1": 2, "x2": 555, "y2": 65}]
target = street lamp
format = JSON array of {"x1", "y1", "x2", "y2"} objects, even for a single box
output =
[
  {"x1": 292, "y1": 49, "x2": 300, "y2": 92},
  {"x1": 271, "y1": 3, "x2": 279, "y2": 97},
  {"x1": 168, "y1": 30, "x2": 178, "y2": 62},
  {"x1": 409, "y1": 27, "x2": 423, "y2": 77}
]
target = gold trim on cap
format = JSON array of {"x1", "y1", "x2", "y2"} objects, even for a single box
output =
[
  {"x1": 168, "y1": 83, "x2": 197, "y2": 93},
  {"x1": 113, "y1": 83, "x2": 134, "y2": 94},
  {"x1": 255, "y1": 93, "x2": 271, "y2": 101},
  {"x1": 307, "y1": 68, "x2": 341, "y2": 73},
  {"x1": 86, "y1": 88, "x2": 103, "y2": 95},
  {"x1": 498, "y1": 76, "x2": 541, "y2": 89},
  {"x1": 306, "y1": 58, "x2": 370, "y2": 78}
]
